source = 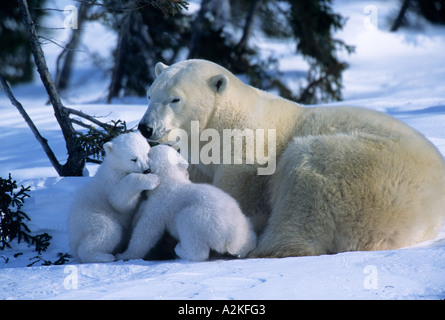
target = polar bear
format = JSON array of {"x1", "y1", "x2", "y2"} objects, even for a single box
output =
[
  {"x1": 68, "y1": 131, "x2": 160, "y2": 263},
  {"x1": 117, "y1": 145, "x2": 257, "y2": 261},
  {"x1": 138, "y1": 59, "x2": 445, "y2": 258}
]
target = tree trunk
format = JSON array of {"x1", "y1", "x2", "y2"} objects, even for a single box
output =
[
  {"x1": 188, "y1": 0, "x2": 212, "y2": 59},
  {"x1": 18, "y1": 0, "x2": 86, "y2": 176},
  {"x1": 391, "y1": 0, "x2": 412, "y2": 32},
  {"x1": 107, "y1": 3, "x2": 133, "y2": 103},
  {"x1": 55, "y1": 1, "x2": 89, "y2": 92},
  {"x1": 236, "y1": 0, "x2": 261, "y2": 52}
]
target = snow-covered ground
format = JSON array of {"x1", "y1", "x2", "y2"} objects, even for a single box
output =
[{"x1": 1, "y1": 0, "x2": 445, "y2": 300}]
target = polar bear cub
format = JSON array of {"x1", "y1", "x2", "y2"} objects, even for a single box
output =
[
  {"x1": 117, "y1": 145, "x2": 257, "y2": 261},
  {"x1": 68, "y1": 131, "x2": 160, "y2": 263}
]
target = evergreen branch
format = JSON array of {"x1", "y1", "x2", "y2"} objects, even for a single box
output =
[{"x1": 74, "y1": 0, "x2": 188, "y2": 15}]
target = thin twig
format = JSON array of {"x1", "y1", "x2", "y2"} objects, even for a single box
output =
[
  {"x1": 74, "y1": 0, "x2": 156, "y2": 12},
  {"x1": 35, "y1": 25, "x2": 71, "y2": 30},
  {"x1": 65, "y1": 107, "x2": 114, "y2": 130},
  {"x1": 38, "y1": 35, "x2": 71, "y2": 50},
  {"x1": 30, "y1": 7, "x2": 71, "y2": 12},
  {"x1": 71, "y1": 118, "x2": 105, "y2": 134},
  {"x1": 85, "y1": 157, "x2": 102, "y2": 164}
]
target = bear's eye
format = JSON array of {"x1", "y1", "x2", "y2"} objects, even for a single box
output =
[
  {"x1": 171, "y1": 98, "x2": 180, "y2": 104},
  {"x1": 131, "y1": 158, "x2": 137, "y2": 163}
]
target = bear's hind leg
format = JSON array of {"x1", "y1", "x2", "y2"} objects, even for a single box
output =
[
  {"x1": 174, "y1": 240, "x2": 210, "y2": 261},
  {"x1": 173, "y1": 217, "x2": 210, "y2": 261},
  {"x1": 250, "y1": 131, "x2": 445, "y2": 258},
  {"x1": 75, "y1": 216, "x2": 122, "y2": 263},
  {"x1": 77, "y1": 243, "x2": 116, "y2": 263},
  {"x1": 249, "y1": 227, "x2": 326, "y2": 258}
]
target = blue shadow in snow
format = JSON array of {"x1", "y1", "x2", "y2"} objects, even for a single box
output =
[{"x1": 387, "y1": 105, "x2": 445, "y2": 116}]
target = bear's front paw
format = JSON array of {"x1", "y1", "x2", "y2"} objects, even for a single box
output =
[
  {"x1": 116, "y1": 251, "x2": 140, "y2": 261},
  {"x1": 90, "y1": 253, "x2": 116, "y2": 263},
  {"x1": 142, "y1": 174, "x2": 160, "y2": 190}
]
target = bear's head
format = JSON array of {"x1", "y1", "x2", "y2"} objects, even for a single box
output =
[
  {"x1": 138, "y1": 59, "x2": 231, "y2": 142},
  {"x1": 103, "y1": 131, "x2": 151, "y2": 174},
  {"x1": 147, "y1": 145, "x2": 189, "y2": 179}
]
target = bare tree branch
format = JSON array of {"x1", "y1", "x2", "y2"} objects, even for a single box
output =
[
  {"x1": 0, "y1": 73, "x2": 64, "y2": 176},
  {"x1": 1, "y1": 0, "x2": 136, "y2": 177},
  {"x1": 55, "y1": 1, "x2": 89, "y2": 92},
  {"x1": 391, "y1": 0, "x2": 412, "y2": 32},
  {"x1": 65, "y1": 107, "x2": 114, "y2": 130},
  {"x1": 37, "y1": 35, "x2": 70, "y2": 49},
  {"x1": 18, "y1": 0, "x2": 88, "y2": 176},
  {"x1": 74, "y1": 0, "x2": 188, "y2": 15},
  {"x1": 70, "y1": 118, "x2": 105, "y2": 134}
]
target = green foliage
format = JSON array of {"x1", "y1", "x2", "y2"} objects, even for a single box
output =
[
  {"x1": 27, "y1": 252, "x2": 71, "y2": 267},
  {"x1": 391, "y1": 0, "x2": 445, "y2": 31},
  {"x1": 149, "y1": 0, "x2": 189, "y2": 17},
  {"x1": 0, "y1": 174, "x2": 49, "y2": 252},
  {"x1": 105, "y1": 0, "x2": 192, "y2": 98},
  {"x1": 186, "y1": 1, "x2": 298, "y2": 101},
  {"x1": 186, "y1": 0, "x2": 353, "y2": 103},
  {"x1": 5, "y1": 0, "x2": 354, "y2": 104},
  {"x1": 415, "y1": 0, "x2": 445, "y2": 24},
  {"x1": 0, "y1": 0, "x2": 47, "y2": 84},
  {"x1": 77, "y1": 119, "x2": 131, "y2": 161},
  {"x1": 101, "y1": 0, "x2": 189, "y2": 17},
  {"x1": 169, "y1": 0, "x2": 354, "y2": 104},
  {"x1": 287, "y1": 0, "x2": 355, "y2": 103},
  {"x1": 0, "y1": 174, "x2": 71, "y2": 266}
]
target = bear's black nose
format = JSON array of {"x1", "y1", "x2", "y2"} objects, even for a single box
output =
[
  {"x1": 143, "y1": 168, "x2": 151, "y2": 174},
  {"x1": 138, "y1": 123, "x2": 153, "y2": 139}
]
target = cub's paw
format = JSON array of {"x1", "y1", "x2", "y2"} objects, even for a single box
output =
[{"x1": 142, "y1": 173, "x2": 160, "y2": 190}]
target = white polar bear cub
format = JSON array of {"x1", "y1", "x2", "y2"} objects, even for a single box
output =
[
  {"x1": 68, "y1": 131, "x2": 160, "y2": 263},
  {"x1": 117, "y1": 145, "x2": 257, "y2": 261}
]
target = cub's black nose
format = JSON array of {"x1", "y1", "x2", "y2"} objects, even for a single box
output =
[
  {"x1": 138, "y1": 123, "x2": 153, "y2": 139},
  {"x1": 143, "y1": 168, "x2": 151, "y2": 174}
]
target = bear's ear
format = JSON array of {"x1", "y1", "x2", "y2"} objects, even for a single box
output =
[
  {"x1": 178, "y1": 155, "x2": 189, "y2": 170},
  {"x1": 209, "y1": 74, "x2": 229, "y2": 94},
  {"x1": 103, "y1": 142, "x2": 113, "y2": 154},
  {"x1": 155, "y1": 62, "x2": 169, "y2": 77}
]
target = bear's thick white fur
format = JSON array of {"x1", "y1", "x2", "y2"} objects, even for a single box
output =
[
  {"x1": 117, "y1": 145, "x2": 257, "y2": 261},
  {"x1": 68, "y1": 131, "x2": 160, "y2": 263},
  {"x1": 138, "y1": 59, "x2": 445, "y2": 258}
]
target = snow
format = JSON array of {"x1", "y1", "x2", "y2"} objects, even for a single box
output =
[{"x1": 1, "y1": 0, "x2": 445, "y2": 300}]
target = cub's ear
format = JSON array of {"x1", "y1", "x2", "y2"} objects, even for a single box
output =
[
  {"x1": 155, "y1": 62, "x2": 169, "y2": 77},
  {"x1": 103, "y1": 142, "x2": 113, "y2": 154},
  {"x1": 178, "y1": 155, "x2": 189, "y2": 170},
  {"x1": 209, "y1": 74, "x2": 229, "y2": 94}
]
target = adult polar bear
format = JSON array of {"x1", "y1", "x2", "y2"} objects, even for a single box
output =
[{"x1": 138, "y1": 59, "x2": 445, "y2": 258}]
